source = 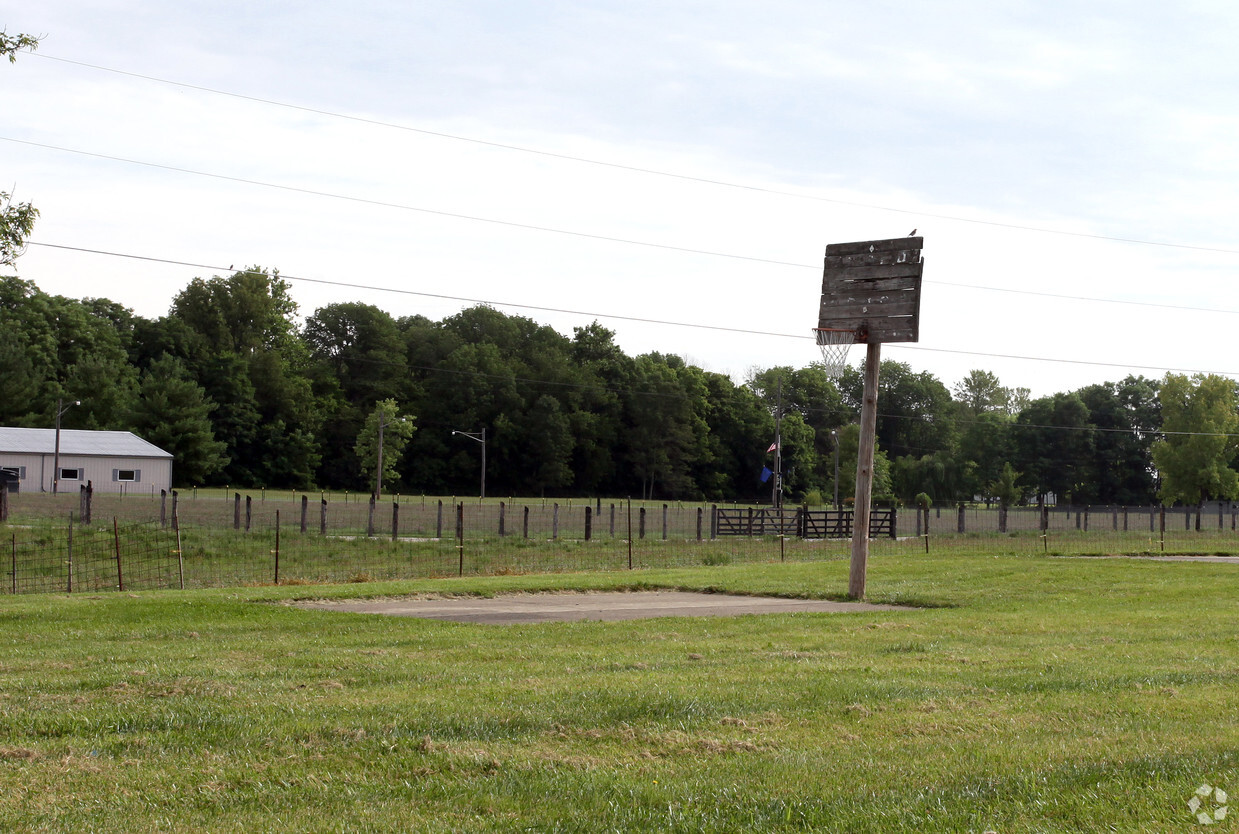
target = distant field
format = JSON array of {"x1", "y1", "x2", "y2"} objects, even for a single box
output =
[{"x1": 0, "y1": 552, "x2": 1235, "y2": 831}]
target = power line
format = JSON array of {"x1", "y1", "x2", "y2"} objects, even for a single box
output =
[
  {"x1": 3, "y1": 136, "x2": 807, "y2": 270},
  {"x1": 26, "y1": 240, "x2": 1239, "y2": 380},
  {"x1": 31, "y1": 52, "x2": 1239, "y2": 259},
  {"x1": 10, "y1": 135, "x2": 1239, "y2": 321}
]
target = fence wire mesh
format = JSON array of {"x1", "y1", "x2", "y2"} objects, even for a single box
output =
[{"x1": 4, "y1": 492, "x2": 1238, "y2": 595}]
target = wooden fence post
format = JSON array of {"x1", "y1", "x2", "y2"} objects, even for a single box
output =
[
  {"x1": 585, "y1": 506, "x2": 592, "y2": 542},
  {"x1": 392, "y1": 501, "x2": 399, "y2": 542},
  {"x1": 610, "y1": 504, "x2": 616, "y2": 537},
  {"x1": 498, "y1": 501, "x2": 506, "y2": 537},
  {"x1": 553, "y1": 503, "x2": 559, "y2": 540},
  {"x1": 639, "y1": 507, "x2": 646, "y2": 539},
  {"x1": 320, "y1": 498, "x2": 327, "y2": 535},
  {"x1": 523, "y1": 506, "x2": 529, "y2": 539},
  {"x1": 160, "y1": 489, "x2": 167, "y2": 527},
  {"x1": 0, "y1": 485, "x2": 7, "y2": 522},
  {"x1": 436, "y1": 500, "x2": 443, "y2": 538},
  {"x1": 662, "y1": 504, "x2": 668, "y2": 540},
  {"x1": 957, "y1": 503, "x2": 965, "y2": 534},
  {"x1": 245, "y1": 495, "x2": 252, "y2": 533},
  {"x1": 366, "y1": 494, "x2": 376, "y2": 538},
  {"x1": 234, "y1": 493, "x2": 241, "y2": 530},
  {"x1": 696, "y1": 507, "x2": 703, "y2": 541},
  {"x1": 300, "y1": 495, "x2": 308, "y2": 534}
]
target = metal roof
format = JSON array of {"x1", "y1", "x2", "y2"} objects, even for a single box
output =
[{"x1": 0, "y1": 428, "x2": 172, "y2": 459}]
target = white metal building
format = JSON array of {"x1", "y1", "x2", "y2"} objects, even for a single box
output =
[{"x1": 0, "y1": 428, "x2": 173, "y2": 495}]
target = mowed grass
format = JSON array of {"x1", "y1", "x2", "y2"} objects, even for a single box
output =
[{"x1": 0, "y1": 553, "x2": 1236, "y2": 832}]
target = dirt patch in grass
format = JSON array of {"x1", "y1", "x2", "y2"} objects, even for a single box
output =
[{"x1": 291, "y1": 590, "x2": 910, "y2": 624}]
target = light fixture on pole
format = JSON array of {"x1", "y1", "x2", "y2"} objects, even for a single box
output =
[
  {"x1": 374, "y1": 413, "x2": 406, "y2": 500},
  {"x1": 831, "y1": 429, "x2": 840, "y2": 510},
  {"x1": 451, "y1": 428, "x2": 487, "y2": 499},
  {"x1": 52, "y1": 398, "x2": 80, "y2": 495}
]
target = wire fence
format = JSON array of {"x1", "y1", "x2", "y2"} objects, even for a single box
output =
[{"x1": 3, "y1": 492, "x2": 1238, "y2": 595}]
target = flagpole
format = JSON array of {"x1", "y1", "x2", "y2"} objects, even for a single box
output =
[{"x1": 772, "y1": 376, "x2": 782, "y2": 508}]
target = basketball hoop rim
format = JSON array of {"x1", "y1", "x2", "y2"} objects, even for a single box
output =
[{"x1": 813, "y1": 326, "x2": 858, "y2": 345}]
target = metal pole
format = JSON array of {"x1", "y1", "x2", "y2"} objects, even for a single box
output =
[
  {"x1": 480, "y1": 428, "x2": 486, "y2": 500},
  {"x1": 53, "y1": 398, "x2": 62, "y2": 495}
]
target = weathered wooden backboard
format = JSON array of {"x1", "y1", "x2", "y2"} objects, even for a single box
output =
[{"x1": 818, "y1": 236, "x2": 923, "y2": 343}]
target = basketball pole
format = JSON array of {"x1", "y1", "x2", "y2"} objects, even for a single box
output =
[{"x1": 848, "y1": 341, "x2": 881, "y2": 600}]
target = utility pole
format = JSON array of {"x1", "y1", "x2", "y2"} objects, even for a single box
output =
[{"x1": 52, "y1": 398, "x2": 80, "y2": 494}]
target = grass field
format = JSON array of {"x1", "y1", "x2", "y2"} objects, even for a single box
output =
[{"x1": 0, "y1": 551, "x2": 1236, "y2": 831}]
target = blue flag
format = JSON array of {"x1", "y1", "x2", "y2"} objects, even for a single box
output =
[{"x1": 760, "y1": 466, "x2": 773, "y2": 483}]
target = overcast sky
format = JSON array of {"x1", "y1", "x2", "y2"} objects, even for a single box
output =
[{"x1": 6, "y1": 1, "x2": 1239, "y2": 397}]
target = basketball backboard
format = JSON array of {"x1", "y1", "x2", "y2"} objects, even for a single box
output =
[{"x1": 818, "y1": 236, "x2": 923, "y2": 344}]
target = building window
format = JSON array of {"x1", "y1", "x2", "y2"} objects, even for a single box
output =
[
  {"x1": 59, "y1": 468, "x2": 81, "y2": 481},
  {"x1": 113, "y1": 469, "x2": 140, "y2": 483}
]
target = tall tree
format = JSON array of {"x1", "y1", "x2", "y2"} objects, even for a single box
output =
[
  {"x1": 1151, "y1": 374, "x2": 1239, "y2": 506},
  {"x1": 1013, "y1": 393, "x2": 1095, "y2": 503},
  {"x1": 128, "y1": 355, "x2": 228, "y2": 486},
  {"x1": 354, "y1": 399, "x2": 416, "y2": 496},
  {"x1": 1077, "y1": 377, "x2": 1160, "y2": 504},
  {"x1": 840, "y1": 361, "x2": 955, "y2": 459},
  {"x1": 168, "y1": 268, "x2": 320, "y2": 487}
]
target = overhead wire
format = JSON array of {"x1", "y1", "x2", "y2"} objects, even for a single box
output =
[
  {"x1": 29, "y1": 51, "x2": 1239, "y2": 259},
  {"x1": 26, "y1": 240, "x2": 1239, "y2": 380},
  {"x1": 12, "y1": 135, "x2": 1239, "y2": 323}
]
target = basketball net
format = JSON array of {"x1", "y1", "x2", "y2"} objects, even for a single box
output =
[{"x1": 814, "y1": 328, "x2": 855, "y2": 379}]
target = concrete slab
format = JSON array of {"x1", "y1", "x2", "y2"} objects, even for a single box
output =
[{"x1": 294, "y1": 590, "x2": 908, "y2": 625}]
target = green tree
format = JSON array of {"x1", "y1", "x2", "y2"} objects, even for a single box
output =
[
  {"x1": 833, "y1": 423, "x2": 893, "y2": 505},
  {"x1": 354, "y1": 399, "x2": 416, "y2": 496},
  {"x1": 128, "y1": 355, "x2": 228, "y2": 486},
  {"x1": 952, "y1": 369, "x2": 1009, "y2": 415},
  {"x1": 1151, "y1": 374, "x2": 1239, "y2": 506},
  {"x1": 840, "y1": 361, "x2": 955, "y2": 459},
  {"x1": 1014, "y1": 393, "x2": 1095, "y2": 503},
  {"x1": 168, "y1": 268, "x2": 321, "y2": 487},
  {"x1": 1077, "y1": 376, "x2": 1160, "y2": 504},
  {"x1": 1, "y1": 32, "x2": 39, "y2": 270}
]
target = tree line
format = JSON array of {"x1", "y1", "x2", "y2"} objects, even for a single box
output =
[{"x1": 2, "y1": 268, "x2": 1236, "y2": 507}]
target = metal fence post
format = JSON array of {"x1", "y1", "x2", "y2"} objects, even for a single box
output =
[{"x1": 113, "y1": 518, "x2": 124, "y2": 592}]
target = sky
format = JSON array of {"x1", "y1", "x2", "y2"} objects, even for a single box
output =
[{"x1": 5, "y1": 1, "x2": 1239, "y2": 398}]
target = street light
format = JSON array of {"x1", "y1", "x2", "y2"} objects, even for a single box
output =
[
  {"x1": 52, "y1": 398, "x2": 80, "y2": 495},
  {"x1": 374, "y1": 413, "x2": 406, "y2": 500},
  {"x1": 451, "y1": 428, "x2": 486, "y2": 499},
  {"x1": 831, "y1": 429, "x2": 840, "y2": 510}
]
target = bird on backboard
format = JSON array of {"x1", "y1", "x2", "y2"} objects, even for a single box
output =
[{"x1": 908, "y1": 229, "x2": 917, "y2": 236}]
